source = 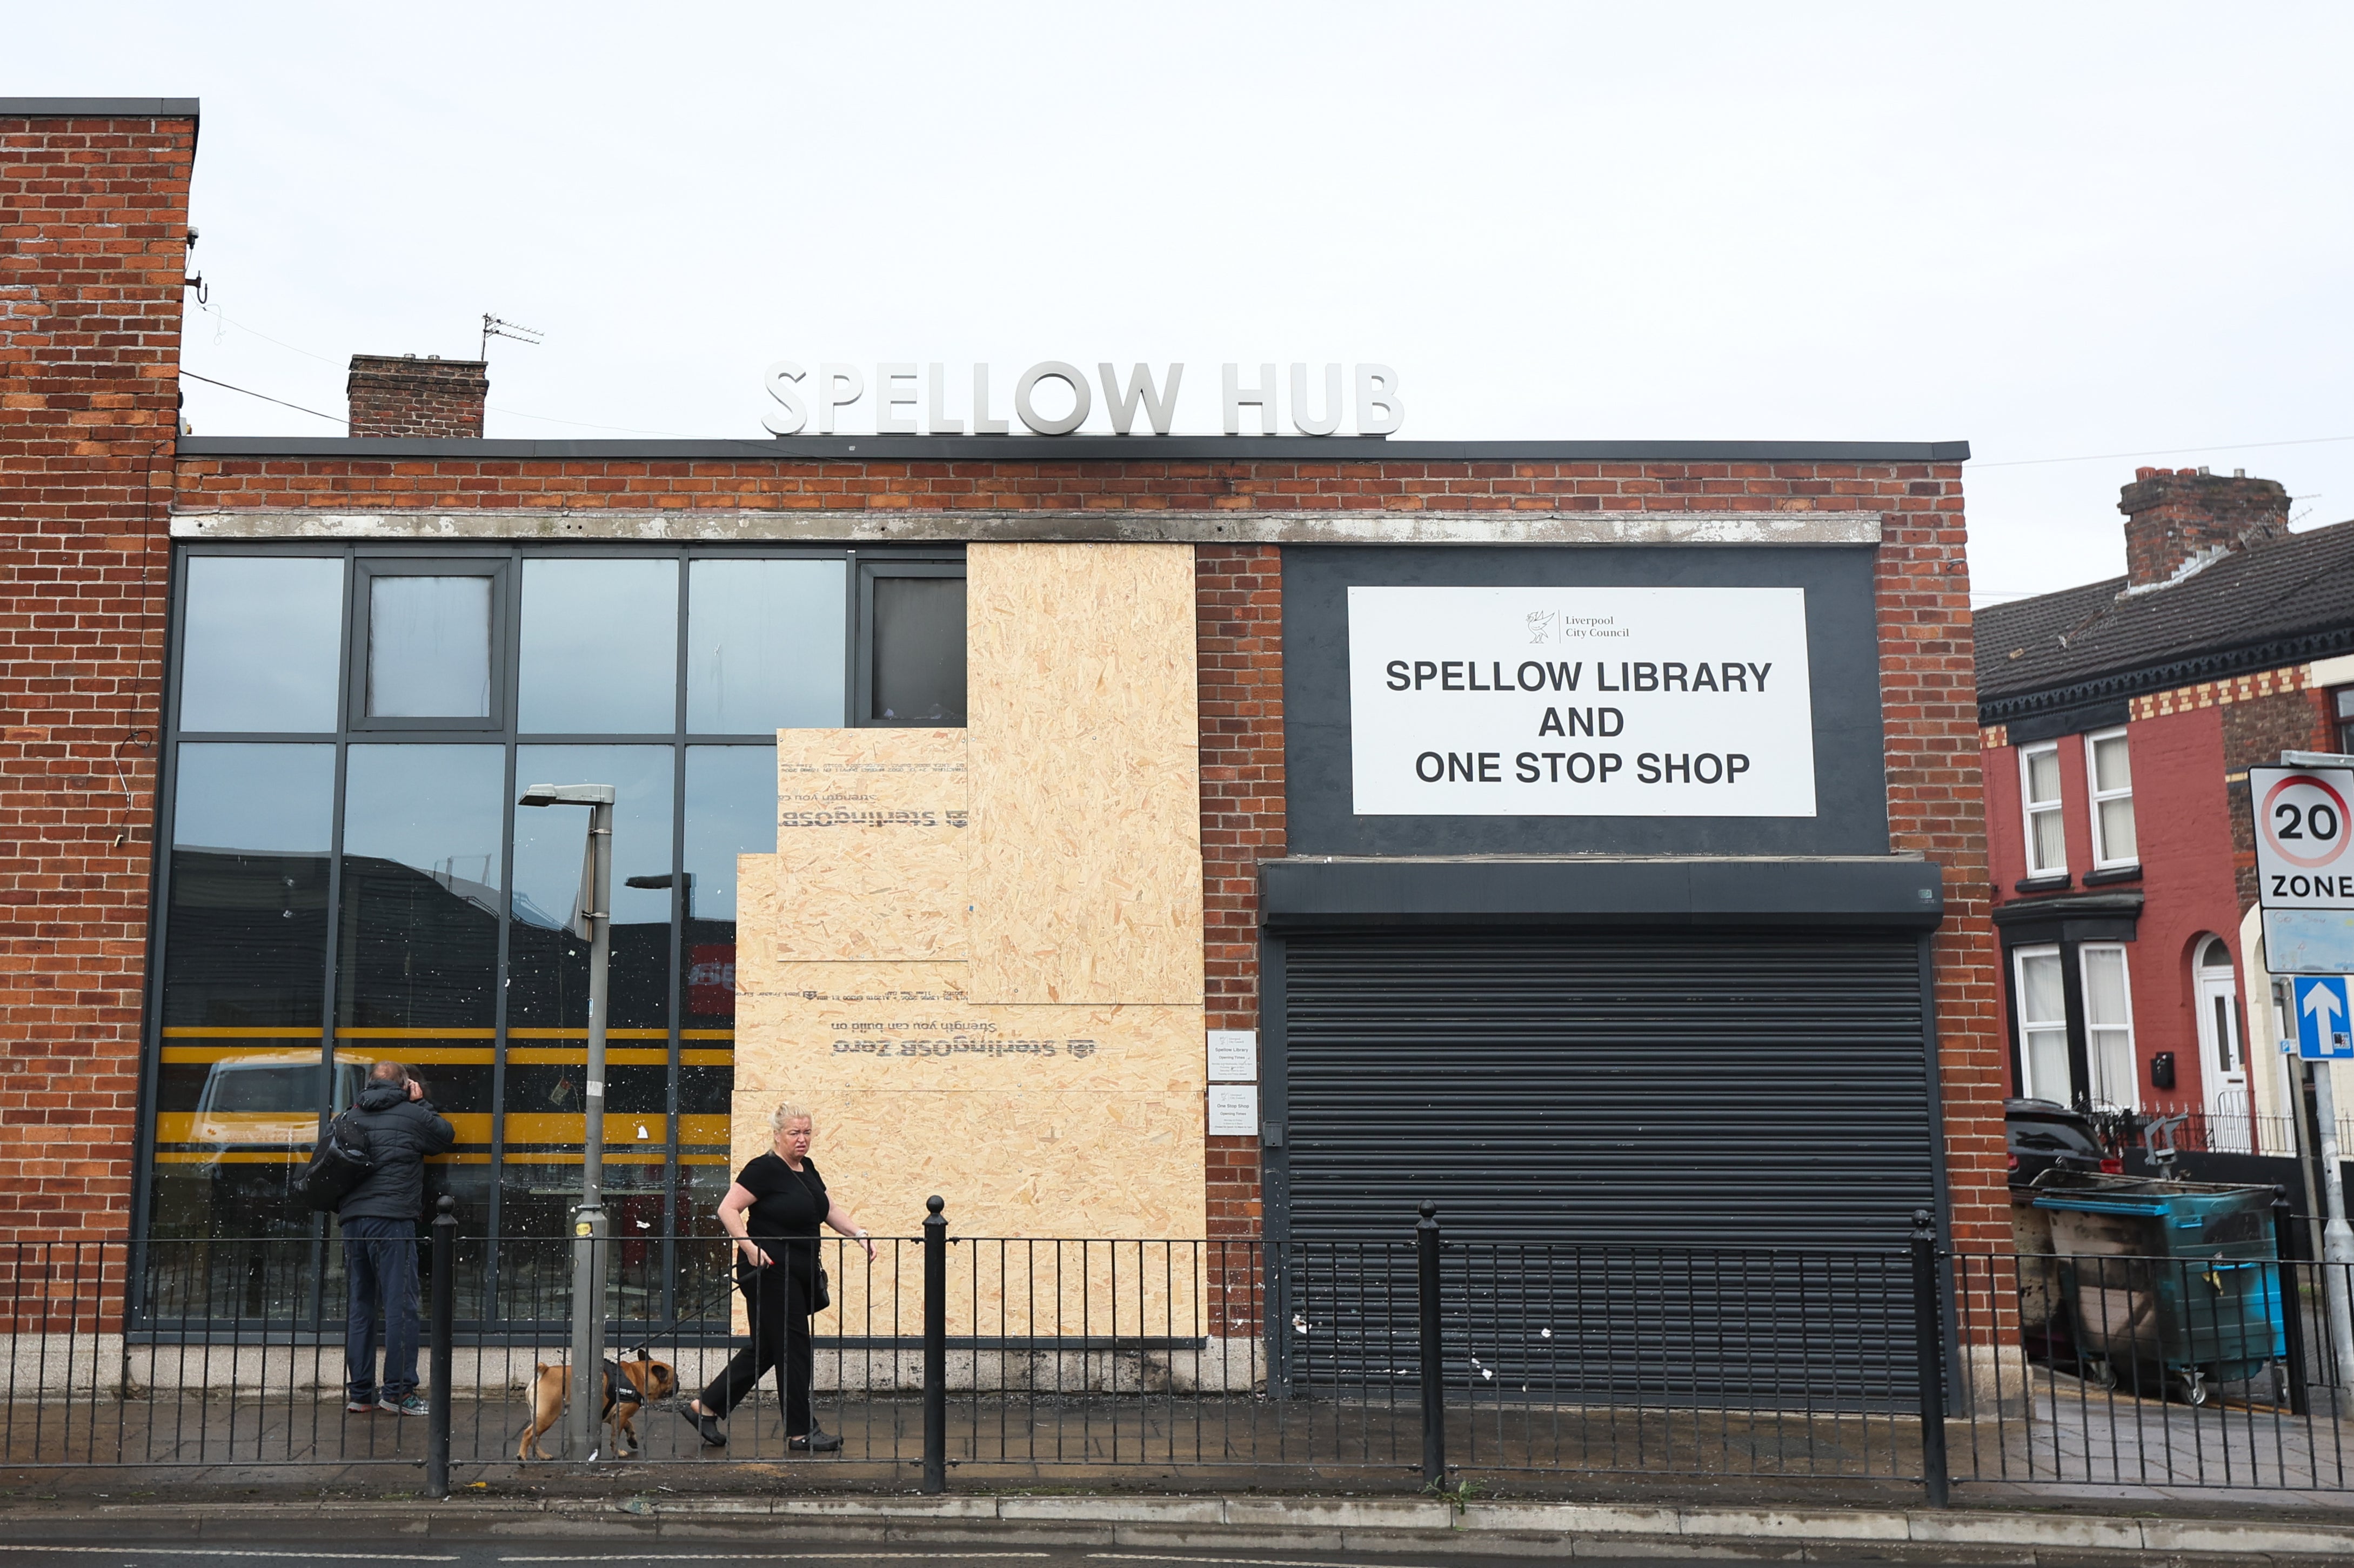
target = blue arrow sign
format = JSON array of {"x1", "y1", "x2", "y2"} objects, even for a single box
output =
[{"x1": 2294, "y1": 975, "x2": 2354, "y2": 1060}]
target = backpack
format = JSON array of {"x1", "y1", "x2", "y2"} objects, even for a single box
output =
[{"x1": 296, "y1": 1111, "x2": 374, "y2": 1213}]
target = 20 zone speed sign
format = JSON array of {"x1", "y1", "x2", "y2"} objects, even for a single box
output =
[{"x1": 2252, "y1": 766, "x2": 2354, "y2": 907}]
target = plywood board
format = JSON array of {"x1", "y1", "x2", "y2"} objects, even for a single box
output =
[
  {"x1": 735, "y1": 965, "x2": 1201, "y2": 1096},
  {"x1": 758, "y1": 730, "x2": 969, "y2": 961},
  {"x1": 724, "y1": 1087, "x2": 1206, "y2": 1244},
  {"x1": 965, "y1": 543, "x2": 1204, "y2": 1005}
]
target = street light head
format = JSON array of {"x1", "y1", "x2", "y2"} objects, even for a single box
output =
[{"x1": 518, "y1": 782, "x2": 617, "y2": 808}]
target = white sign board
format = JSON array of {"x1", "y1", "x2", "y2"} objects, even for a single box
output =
[
  {"x1": 1207, "y1": 1084, "x2": 1260, "y2": 1136},
  {"x1": 2292, "y1": 975, "x2": 2354, "y2": 1060},
  {"x1": 1206, "y1": 1030, "x2": 1258, "y2": 1083},
  {"x1": 2252, "y1": 766, "x2": 2354, "y2": 910},
  {"x1": 1347, "y1": 586, "x2": 1816, "y2": 817}
]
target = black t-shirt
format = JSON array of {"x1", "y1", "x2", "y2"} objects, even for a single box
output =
[{"x1": 737, "y1": 1153, "x2": 828, "y2": 1268}]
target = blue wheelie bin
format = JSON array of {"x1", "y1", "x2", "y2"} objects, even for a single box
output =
[{"x1": 2030, "y1": 1171, "x2": 2286, "y2": 1405}]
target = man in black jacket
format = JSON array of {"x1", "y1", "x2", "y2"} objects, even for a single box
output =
[{"x1": 337, "y1": 1060, "x2": 455, "y2": 1415}]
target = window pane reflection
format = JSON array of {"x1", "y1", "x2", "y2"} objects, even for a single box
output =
[
  {"x1": 687, "y1": 559, "x2": 845, "y2": 732},
  {"x1": 507, "y1": 746, "x2": 675, "y2": 1037},
  {"x1": 367, "y1": 576, "x2": 492, "y2": 719},
  {"x1": 504, "y1": 746, "x2": 675, "y2": 1246},
  {"x1": 519, "y1": 559, "x2": 678, "y2": 734},
  {"x1": 179, "y1": 557, "x2": 343, "y2": 733},
  {"x1": 676, "y1": 743, "x2": 768, "y2": 1297},
  {"x1": 871, "y1": 575, "x2": 966, "y2": 723},
  {"x1": 337, "y1": 745, "x2": 502, "y2": 1177},
  {"x1": 150, "y1": 744, "x2": 337, "y2": 1250}
]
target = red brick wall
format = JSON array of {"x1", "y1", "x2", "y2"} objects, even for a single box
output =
[
  {"x1": 179, "y1": 456, "x2": 1949, "y2": 514},
  {"x1": 345, "y1": 354, "x2": 486, "y2": 439},
  {"x1": 0, "y1": 110, "x2": 192, "y2": 1263},
  {"x1": 1195, "y1": 546, "x2": 1284, "y2": 1246},
  {"x1": 1871, "y1": 488, "x2": 2009, "y2": 1263},
  {"x1": 2118, "y1": 466, "x2": 2290, "y2": 590},
  {"x1": 2221, "y1": 686, "x2": 2334, "y2": 913}
]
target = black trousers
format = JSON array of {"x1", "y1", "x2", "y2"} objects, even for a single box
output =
[{"x1": 700, "y1": 1260, "x2": 814, "y2": 1435}]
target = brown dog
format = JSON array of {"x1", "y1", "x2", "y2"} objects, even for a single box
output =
[{"x1": 517, "y1": 1354, "x2": 678, "y2": 1460}]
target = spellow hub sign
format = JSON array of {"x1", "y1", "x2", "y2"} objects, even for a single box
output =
[{"x1": 1347, "y1": 586, "x2": 1817, "y2": 817}]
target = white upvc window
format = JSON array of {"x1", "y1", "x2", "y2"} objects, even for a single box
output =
[
  {"x1": 2019, "y1": 742, "x2": 2066, "y2": 876},
  {"x1": 2079, "y1": 942, "x2": 2138, "y2": 1110},
  {"x1": 2085, "y1": 727, "x2": 2136, "y2": 868},
  {"x1": 2012, "y1": 944, "x2": 2069, "y2": 1101}
]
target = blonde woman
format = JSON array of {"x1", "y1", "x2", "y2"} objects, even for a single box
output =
[{"x1": 679, "y1": 1102, "x2": 874, "y2": 1451}]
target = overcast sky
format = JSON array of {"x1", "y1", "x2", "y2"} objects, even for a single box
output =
[{"x1": 21, "y1": 2, "x2": 2352, "y2": 604}]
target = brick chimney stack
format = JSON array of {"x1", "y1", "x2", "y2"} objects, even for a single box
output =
[
  {"x1": 346, "y1": 353, "x2": 489, "y2": 438},
  {"x1": 2117, "y1": 466, "x2": 2290, "y2": 589}
]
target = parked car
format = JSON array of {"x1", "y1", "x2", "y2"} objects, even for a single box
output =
[{"x1": 2006, "y1": 1097, "x2": 2120, "y2": 1189}]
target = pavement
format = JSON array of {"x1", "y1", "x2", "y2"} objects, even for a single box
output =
[
  {"x1": 12, "y1": 1385, "x2": 2351, "y2": 1495},
  {"x1": 0, "y1": 1490, "x2": 2351, "y2": 1566}
]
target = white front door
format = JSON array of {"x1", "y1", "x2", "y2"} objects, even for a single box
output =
[{"x1": 2196, "y1": 965, "x2": 2251, "y2": 1152}]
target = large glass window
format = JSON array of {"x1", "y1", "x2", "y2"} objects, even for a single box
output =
[
  {"x1": 687, "y1": 559, "x2": 846, "y2": 732},
  {"x1": 677, "y1": 744, "x2": 777, "y2": 1295},
  {"x1": 2085, "y1": 728, "x2": 2135, "y2": 868},
  {"x1": 2336, "y1": 687, "x2": 2354, "y2": 754},
  {"x1": 2012, "y1": 944, "x2": 2068, "y2": 1102},
  {"x1": 364, "y1": 573, "x2": 496, "y2": 720},
  {"x1": 866, "y1": 568, "x2": 967, "y2": 725},
  {"x1": 178, "y1": 557, "x2": 344, "y2": 732},
  {"x1": 2019, "y1": 743, "x2": 2064, "y2": 878},
  {"x1": 336, "y1": 745, "x2": 503, "y2": 1216},
  {"x1": 519, "y1": 559, "x2": 679, "y2": 734},
  {"x1": 150, "y1": 745, "x2": 337, "y2": 1264},
  {"x1": 503, "y1": 745, "x2": 677, "y2": 1253},
  {"x1": 146, "y1": 545, "x2": 959, "y2": 1331}
]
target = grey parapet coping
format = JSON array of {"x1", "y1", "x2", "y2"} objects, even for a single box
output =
[
  {"x1": 176, "y1": 434, "x2": 1971, "y2": 463},
  {"x1": 0, "y1": 97, "x2": 202, "y2": 117},
  {"x1": 171, "y1": 507, "x2": 1889, "y2": 547}
]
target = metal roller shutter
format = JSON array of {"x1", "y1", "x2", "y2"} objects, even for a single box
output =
[{"x1": 1274, "y1": 927, "x2": 1938, "y2": 1399}]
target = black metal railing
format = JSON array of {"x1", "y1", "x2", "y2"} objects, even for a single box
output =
[{"x1": 4, "y1": 1201, "x2": 2351, "y2": 1498}]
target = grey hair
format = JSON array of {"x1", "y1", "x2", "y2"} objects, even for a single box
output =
[
  {"x1": 368, "y1": 1060, "x2": 409, "y2": 1086},
  {"x1": 770, "y1": 1101, "x2": 812, "y2": 1136}
]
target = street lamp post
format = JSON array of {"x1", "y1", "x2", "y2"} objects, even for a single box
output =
[{"x1": 519, "y1": 782, "x2": 614, "y2": 1460}]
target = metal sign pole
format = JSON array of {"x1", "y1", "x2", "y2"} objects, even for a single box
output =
[
  {"x1": 570, "y1": 796, "x2": 613, "y2": 1459},
  {"x1": 519, "y1": 782, "x2": 616, "y2": 1460},
  {"x1": 2253, "y1": 757, "x2": 2354, "y2": 1387},
  {"x1": 2311, "y1": 1064, "x2": 2354, "y2": 1383}
]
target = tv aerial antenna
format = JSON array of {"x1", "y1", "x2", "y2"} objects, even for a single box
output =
[{"x1": 480, "y1": 313, "x2": 545, "y2": 359}]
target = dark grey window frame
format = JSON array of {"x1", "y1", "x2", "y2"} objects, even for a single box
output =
[
  {"x1": 853, "y1": 559, "x2": 968, "y2": 728},
  {"x1": 347, "y1": 557, "x2": 511, "y2": 733},
  {"x1": 138, "y1": 538, "x2": 964, "y2": 1341}
]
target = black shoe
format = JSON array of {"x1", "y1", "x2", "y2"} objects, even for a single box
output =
[
  {"x1": 678, "y1": 1405, "x2": 726, "y2": 1448},
  {"x1": 787, "y1": 1427, "x2": 842, "y2": 1452}
]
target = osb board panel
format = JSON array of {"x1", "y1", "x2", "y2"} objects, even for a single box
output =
[
  {"x1": 965, "y1": 542, "x2": 1203, "y2": 1006},
  {"x1": 734, "y1": 964, "x2": 1201, "y2": 1095},
  {"x1": 756, "y1": 729, "x2": 969, "y2": 961},
  {"x1": 787, "y1": 1088, "x2": 1203, "y2": 1235},
  {"x1": 714, "y1": 1073, "x2": 1211, "y2": 1336}
]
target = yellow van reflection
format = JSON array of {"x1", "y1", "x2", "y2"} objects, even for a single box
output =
[{"x1": 190, "y1": 1050, "x2": 370, "y2": 1148}]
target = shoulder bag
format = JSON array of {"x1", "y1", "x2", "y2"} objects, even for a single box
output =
[
  {"x1": 791, "y1": 1165, "x2": 831, "y2": 1313},
  {"x1": 297, "y1": 1111, "x2": 374, "y2": 1214}
]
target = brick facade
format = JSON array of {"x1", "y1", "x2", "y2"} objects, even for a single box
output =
[
  {"x1": 2221, "y1": 684, "x2": 2335, "y2": 913},
  {"x1": 344, "y1": 354, "x2": 487, "y2": 439},
  {"x1": 1871, "y1": 495, "x2": 2007, "y2": 1253},
  {"x1": 1195, "y1": 545, "x2": 1284, "y2": 1243},
  {"x1": 6, "y1": 104, "x2": 2005, "y2": 1293},
  {"x1": 2119, "y1": 466, "x2": 2290, "y2": 589},
  {"x1": 0, "y1": 109, "x2": 192, "y2": 1265}
]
